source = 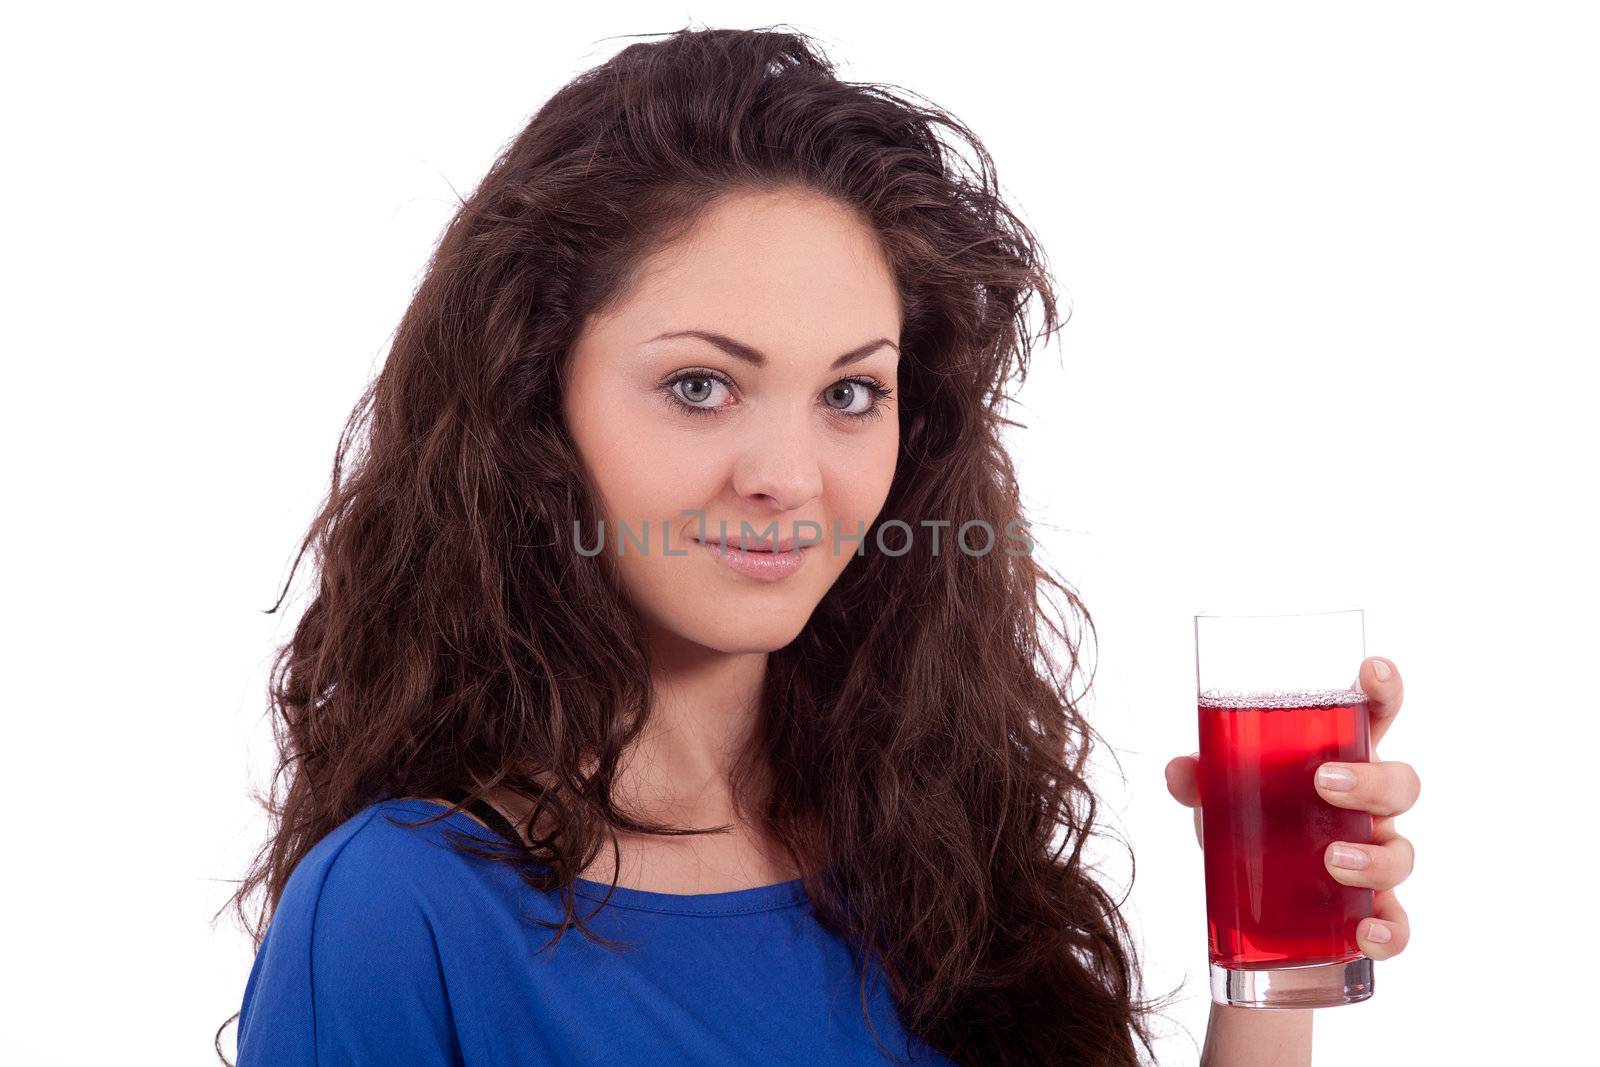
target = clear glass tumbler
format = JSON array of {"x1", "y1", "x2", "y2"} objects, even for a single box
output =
[{"x1": 1194, "y1": 608, "x2": 1375, "y2": 1008}]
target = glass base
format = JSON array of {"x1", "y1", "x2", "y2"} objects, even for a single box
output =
[{"x1": 1210, "y1": 956, "x2": 1374, "y2": 1009}]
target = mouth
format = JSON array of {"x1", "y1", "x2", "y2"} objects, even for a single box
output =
[
  {"x1": 690, "y1": 535, "x2": 812, "y2": 581},
  {"x1": 691, "y1": 536, "x2": 807, "y2": 554}
]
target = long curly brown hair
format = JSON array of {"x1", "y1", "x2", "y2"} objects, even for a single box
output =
[{"x1": 215, "y1": 24, "x2": 1176, "y2": 1066}]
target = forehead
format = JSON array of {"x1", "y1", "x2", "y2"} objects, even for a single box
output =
[{"x1": 595, "y1": 190, "x2": 902, "y2": 351}]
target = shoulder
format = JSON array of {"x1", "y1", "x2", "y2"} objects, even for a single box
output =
[
  {"x1": 321, "y1": 799, "x2": 484, "y2": 881},
  {"x1": 274, "y1": 801, "x2": 474, "y2": 923},
  {"x1": 283, "y1": 799, "x2": 506, "y2": 956},
  {"x1": 236, "y1": 801, "x2": 481, "y2": 1064}
]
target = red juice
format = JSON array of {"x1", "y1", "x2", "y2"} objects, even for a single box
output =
[{"x1": 1197, "y1": 688, "x2": 1374, "y2": 969}]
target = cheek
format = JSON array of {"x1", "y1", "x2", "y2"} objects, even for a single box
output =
[
  {"x1": 810, "y1": 433, "x2": 897, "y2": 575},
  {"x1": 824, "y1": 428, "x2": 898, "y2": 522},
  {"x1": 576, "y1": 422, "x2": 723, "y2": 529}
]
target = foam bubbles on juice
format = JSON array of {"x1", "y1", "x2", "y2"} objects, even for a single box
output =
[{"x1": 1198, "y1": 687, "x2": 1368, "y2": 710}]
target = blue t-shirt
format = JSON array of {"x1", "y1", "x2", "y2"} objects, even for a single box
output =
[{"x1": 236, "y1": 798, "x2": 954, "y2": 1065}]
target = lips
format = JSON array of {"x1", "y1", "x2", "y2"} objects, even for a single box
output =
[
  {"x1": 694, "y1": 531, "x2": 812, "y2": 556},
  {"x1": 691, "y1": 534, "x2": 811, "y2": 582},
  {"x1": 693, "y1": 536, "x2": 802, "y2": 553}
]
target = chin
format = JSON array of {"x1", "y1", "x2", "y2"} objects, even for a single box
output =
[{"x1": 683, "y1": 616, "x2": 810, "y2": 655}]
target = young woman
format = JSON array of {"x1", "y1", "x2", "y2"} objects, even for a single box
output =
[{"x1": 220, "y1": 26, "x2": 1418, "y2": 1066}]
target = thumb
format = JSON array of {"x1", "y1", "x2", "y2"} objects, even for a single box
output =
[
  {"x1": 1164, "y1": 753, "x2": 1201, "y2": 807},
  {"x1": 1164, "y1": 753, "x2": 1204, "y2": 850}
]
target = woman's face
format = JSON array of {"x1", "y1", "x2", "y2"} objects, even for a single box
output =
[{"x1": 563, "y1": 187, "x2": 902, "y2": 654}]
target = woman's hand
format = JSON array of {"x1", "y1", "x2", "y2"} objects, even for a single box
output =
[{"x1": 1164, "y1": 656, "x2": 1420, "y2": 961}]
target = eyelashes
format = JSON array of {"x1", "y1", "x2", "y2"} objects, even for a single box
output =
[{"x1": 657, "y1": 368, "x2": 895, "y2": 423}]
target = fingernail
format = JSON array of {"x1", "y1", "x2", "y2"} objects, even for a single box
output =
[
  {"x1": 1370, "y1": 657, "x2": 1393, "y2": 682},
  {"x1": 1329, "y1": 844, "x2": 1370, "y2": 870},
  {"x1": 1364, "y1": 920, "x2": 1392, "y2": 944},
  {"x1": 1317, "y1": 765, "x2": 1357, "y2": 791}
]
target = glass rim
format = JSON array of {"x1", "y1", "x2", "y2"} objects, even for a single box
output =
[{"x1": 1194, "y1": 607, "x2": 1364, "y2": 620}]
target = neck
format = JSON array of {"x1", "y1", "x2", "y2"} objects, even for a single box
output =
[
  {"x1": 487, "y1": 628, "x2": 771, "y2": 832},
  {"x1": 625, "y1": 624, "x2": 768, "y2": 822}
]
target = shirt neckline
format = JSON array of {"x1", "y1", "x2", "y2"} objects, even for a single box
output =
[{"x1": 386, "y1": 797, "x2": 811, "y2": 916}]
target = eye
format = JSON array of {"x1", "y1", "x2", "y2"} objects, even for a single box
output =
[
  {"x1": 822, "y1": 378, "x2": 891, "y2": 419},
  {"x1": 656, "y1": 369, "x2": 894, "y2": 422},
  {"x1": 663, "y1": 372, "x2": 734, "y2": 415}
]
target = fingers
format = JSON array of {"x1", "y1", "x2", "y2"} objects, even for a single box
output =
[
  {"x1": 1358, "y1": 656, "x2": 1404, "y2": 750},
  {"x1": 1315, "y1": 758, "x2": 1421, "y2": 818},
  {"x1": 1356, "y1": 888, "x2": 1410, "y2": 960},
  {"x1": 1324, "y1": 831, "x2": 1415, "y2": 892},
  {"x1": 1164, "y1": 753, "x2": 1200, "y2": 808},
  {"x1": 1164, "y1": 754, "x2": 1203, "y2": 849}
]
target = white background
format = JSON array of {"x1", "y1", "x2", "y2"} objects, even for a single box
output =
[{"x1": 4, "y1": 3, "x2": 1595, "y2": 1064}]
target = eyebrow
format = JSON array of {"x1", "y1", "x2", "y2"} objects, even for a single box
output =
[{"x1": 645, "y1": 330, "x2": 900, "y2": 370}]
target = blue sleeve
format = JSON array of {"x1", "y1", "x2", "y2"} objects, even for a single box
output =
[{"x1": 236, "y1": 808, "x2": 464, "y2": 1066}]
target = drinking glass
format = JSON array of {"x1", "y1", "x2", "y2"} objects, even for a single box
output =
[{"x1": 1194, "y1": 608, "x2": 1375, "y2": 1008}]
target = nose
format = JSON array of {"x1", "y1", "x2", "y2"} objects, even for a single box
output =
[{"x1": 729, "y1": 409, "x2": 824, "y2": 513}]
